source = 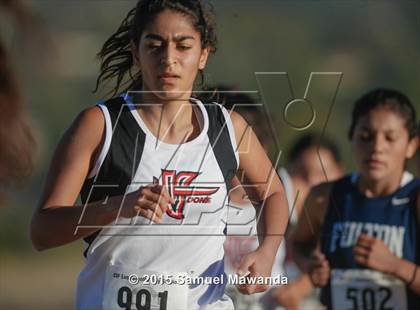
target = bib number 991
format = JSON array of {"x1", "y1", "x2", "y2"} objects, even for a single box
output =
[
  {"x1": 117, "y1": 286, "x2": 168, "y2": 310},
  {"x1": 346, "y1": 287, "x2": 391, "y2": 310}
]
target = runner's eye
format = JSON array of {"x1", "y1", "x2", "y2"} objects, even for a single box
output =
[
  {"x1": 178, "y1": 45, "x2": 192, "y2": 50},
  {"x1": 148, "y1": 44, "x2": 161, "y2": 50},
  {"x1": 146, "y1": 41, "x2": 163, "y2": 50},
  {"x1": 385, "y1": 135, "x2": 397, "y2": 142},
  {"x1": 358, "y1": 131, "x2": 371, "y2": 141}
]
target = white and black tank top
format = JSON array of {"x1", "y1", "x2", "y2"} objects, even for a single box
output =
[{"x1": 76, "y1": 93, "x2": 239, "y2": 310}]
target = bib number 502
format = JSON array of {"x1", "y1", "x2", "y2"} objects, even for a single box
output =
[
  {"x1": 346, "y1": 287, "x2": 391, "y2": 310},
  {"x1": 117, "y1": 286, "x2": 168, "y2": 310}
]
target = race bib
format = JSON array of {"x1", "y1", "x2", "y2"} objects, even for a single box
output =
[
  {"x1": 103, "y1": 265, "x2": 188, "y2": 310},
  {"x1": 331, "y1": 269, "x2": 407, "y2": 310}
]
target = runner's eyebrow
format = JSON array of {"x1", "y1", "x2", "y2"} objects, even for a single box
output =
[
  {"x1": 144, "y1": 34, "x2": 196, "y2": 42},
  {"x1": 358, "y1": 126, "x2": 398, "y2": 133},
  {"x1": 173, "y1": 35, "x2": 195, "y2": 42}
]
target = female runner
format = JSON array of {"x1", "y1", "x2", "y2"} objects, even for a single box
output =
[
  {"x1": 291, "y1": 88, "x2": 420, "y2": 309},
  {"x1": 30, "y1": 1, "x2": 288, "y2": 309}
]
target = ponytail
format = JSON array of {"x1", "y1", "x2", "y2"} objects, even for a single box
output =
[{"x1": 94, "y1": 8, "x2": 140, "y2": 98}]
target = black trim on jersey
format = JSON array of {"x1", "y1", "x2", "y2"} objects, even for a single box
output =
[
  {"x1": 80, "y1": 96, "x2": 146, "y2": 257},
  {"x1": 203, "y1": 102, "x2": 238, "y2": 195}
]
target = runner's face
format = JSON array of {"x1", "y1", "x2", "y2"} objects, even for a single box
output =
[
  {"x1": 298, "y1": 147, "x2": 342, "y2": 186},
  {"x1": 135, "y1": 9, "x2": 209, "y2": 100},
  {"x1": 351, "y1": 107, "x2": 417, "y2": 182}
]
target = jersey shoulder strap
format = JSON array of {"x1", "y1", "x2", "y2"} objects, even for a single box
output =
[
  {"x1": 80, "y1": 94, "x2": 146, "y2": 203},
  {"x1": 79, "y1": 94, "x2": 147, "y2": 257},
  {"x1": 200, "y1": 100, "x2": 239, "y2": 194}
]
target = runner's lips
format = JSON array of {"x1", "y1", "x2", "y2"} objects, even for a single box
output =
[
  {"x1": 158, "y1": 73, "x2": 180, "y2": 78},
  {"x1": 365, "y1": 158, "x2": 385, "y2": 167}
]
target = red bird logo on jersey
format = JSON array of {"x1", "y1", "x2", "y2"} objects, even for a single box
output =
[{"x1": 154, "y1": 169, "x2": 220, "y2": 219}]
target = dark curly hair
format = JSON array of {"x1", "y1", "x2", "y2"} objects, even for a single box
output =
[
  {"x1": 348, "y1": 88, "x2": 417, "y2": 140},
  {"x1": 94, "y1": 0, "x2": 217, "y2": 98}
]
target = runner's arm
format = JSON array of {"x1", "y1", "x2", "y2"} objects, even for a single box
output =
[
  {"x1": 289, "y1": 183, "x2": 331, "y2": 271},
  {"x1": 389, "y1": 190, "x2": 420, "y2": 293},
  {"x1": 30, "y1": 107, "x2": 123, "y2": 250},
  {"x1": 230, "y1": 111, "x2": 288, "y2": 263}
]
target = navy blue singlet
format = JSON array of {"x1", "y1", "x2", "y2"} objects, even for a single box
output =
[{"x1": 320, "y1": 172, "x2": 420, "y2": 310}]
